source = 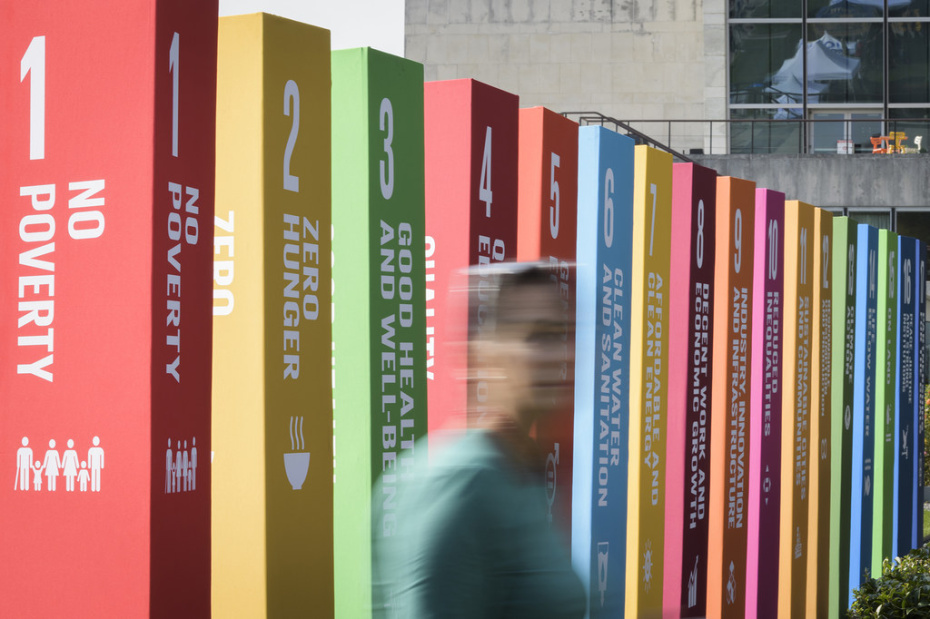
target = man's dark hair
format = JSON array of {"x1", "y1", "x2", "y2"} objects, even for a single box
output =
[{"x1": 468, "y1": 261, "x2": 565, "y2": 334}]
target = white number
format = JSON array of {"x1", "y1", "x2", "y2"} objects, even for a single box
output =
[
  {"x1": 869, "y1": 249, "x2": 876, "y2": 298},
  {"x1": 696, "y1": 199, "x2": 705, "y2": 268},
  {"x1": 283, "y1": 80, "x2": 300, "y2": 192},
  {"x1": 800, "y1": 227, "x2": 808, "y2": 285},
  {"x1": 768, "y1": 219, "x2": 778, "y2": 280},
  {"x1": 648, "y1": 183, "x2": 657, "y2": 256},
  {"x1": 379, "y1": 98, "x2": 394, "y2": 200},
  {"x1": 479, "y1": 126, "x2": 492, "y2": 217},
  {"x1": 549, "y1": 152, "x2": 560, "y2": 239},
  {"x1": 603, "y1": 168, "x2": 615, "y2": 248},
  {"x1": 169, "y1": 32, "x2": 179, "y2": 158},
  {"x1": 734, "y1": 208, "x2": 743, "y2": 274},
  {"x1": 905, "y1": 258, "x2": 912, "y2": 305},
  {"x1": 21, "y1": 36, "x2": 45, "y2": 160},
  {"x1": 822, "y1": 235, "x2": 830, "y2": 289}
]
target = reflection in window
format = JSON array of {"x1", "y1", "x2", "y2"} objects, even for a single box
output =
[
  {"x1": 730, "y1": 22, "x2": 884, "y2": 106},
  {"x1": 890, "y1": 23, "x2": 930, "y2": 102},
  {"x1": 809, "y1": 0, "x2": 883, "y2": 19},
  {"x1": 806, "y1": 23, "x2": 883, "y2": 103},
  {"x1": 731, "y1": 0, "x2": 802, "y2": 19},
  {"x1": 729, "y1": 0, "x2": 930, "y2": 152},
  {"x1": 731, "y1": 24, "x2": 803, "y2": 104}
]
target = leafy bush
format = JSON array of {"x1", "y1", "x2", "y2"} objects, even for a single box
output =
[
  {"x1": 850, "y1": 544, "x2": 930, "y2": 617},
  {"x1": 925, "y1": 385, "x2": 929, "y2": 487}
]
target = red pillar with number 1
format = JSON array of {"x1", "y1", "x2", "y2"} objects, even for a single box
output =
[{"x1": 0, "y1": 2, "x2": 217, "y2": 616}]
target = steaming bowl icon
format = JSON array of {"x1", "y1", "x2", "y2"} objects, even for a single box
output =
[{"x1": 284, "y1": 452, "x2": 310, "y2": 490}]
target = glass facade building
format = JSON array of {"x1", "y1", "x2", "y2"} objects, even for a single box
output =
[{"x1": 730, "y1": 0, "x2": 930, "y2": 154}]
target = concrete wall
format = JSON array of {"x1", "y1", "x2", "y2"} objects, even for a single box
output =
[
  {"x1": 405, "y1": 0, "x2": 723, "y2": 152},
  {"x1": 692, "y1": 154, "x2": 930, "y2": 210}
]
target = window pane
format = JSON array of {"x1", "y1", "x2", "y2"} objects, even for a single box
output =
[
  {"x1": 850, "y1": 210, "x2": 892, "y2": 231},
  {"x1": 811, "y1": 112, "x2": 845, "y2": 152},
  {"x1": 730, "y1": 108, "x2": 803, "y2": 154},
  {"x1": 809, "y1": 0, "x2": 883, "y2": 18},
  {"x1": 890, "y1": 23, "x2": 930, "y2": 103},
  {"x1": 889, "y1": 1, "x2": 930, "y2": 18},
  {"x1": 731, "y1": 24, "x2": 804, "y2": 104},
  {"x1": 897, "y1": 211, "x2": 930, "y2": 248},
  {"x1": 888, "y1": 108, "x2": 930, "y2": 151},
  {"x1": 850, "y1": 113, "x2": 885, "y2": 152},
  {"x1": 806, "y1": 23, "x2": 884, "y2": 103},
  {"x1": 731, "y1": 0, "x2": 802, "y2": 19}
]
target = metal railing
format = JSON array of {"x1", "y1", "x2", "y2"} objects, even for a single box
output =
[
  {"x1": 562, "y1": 112, "x2": 930, "y2": 156},
  {"x1": 560, "y1": 112, "x2": 694, "y2": 162}
]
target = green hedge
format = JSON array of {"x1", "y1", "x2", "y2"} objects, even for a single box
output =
[
  {"x1": 850, "y1": 544, "x2": 930, "y2": 617},
  {"x1": 925, "y1": 385, "x2": 929, "y2": 486}
]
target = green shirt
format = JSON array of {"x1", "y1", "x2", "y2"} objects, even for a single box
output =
[{"x1": 373, "y1": 430, "x2": 585, "y2": 619}]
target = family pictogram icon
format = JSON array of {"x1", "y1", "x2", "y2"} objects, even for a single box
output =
[{"x1": 15, "y1": 436, "x2": 104, "y2": 493}]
